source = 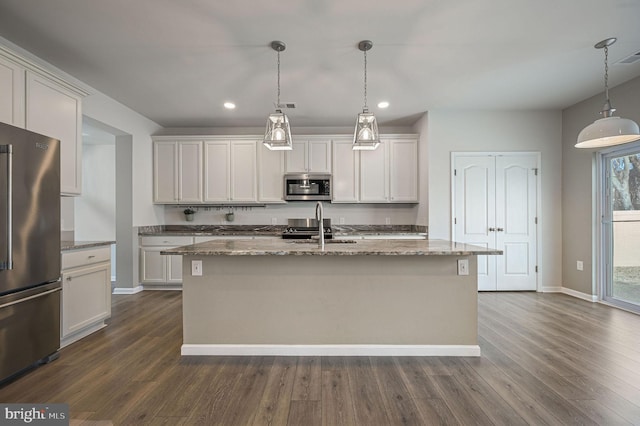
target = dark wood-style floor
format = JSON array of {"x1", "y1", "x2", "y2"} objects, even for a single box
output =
[{"x1": 2, "y1": 291, "x2": 640, "y2": 425}]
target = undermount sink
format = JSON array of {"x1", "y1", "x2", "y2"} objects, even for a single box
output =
[{"x1": 287, "y1": 239, "x2": 357, "y2": 244}]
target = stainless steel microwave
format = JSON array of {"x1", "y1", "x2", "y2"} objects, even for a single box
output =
[{"x1": 283, "y1": 173, "x2": 332, "y2": 201}]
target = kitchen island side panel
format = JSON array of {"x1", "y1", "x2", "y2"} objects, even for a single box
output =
[{"x1": 182, "y1": 255, "x2": 477, "y2": 347}]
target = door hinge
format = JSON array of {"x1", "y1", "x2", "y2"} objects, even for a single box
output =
[
  {"x1": 454, "y1": 217, "x2": 457, "y2": 224},
  {"x1": 535, "y1": 266, "x2": 539, "y2": 273},
  {"x1": 533, "y1": 168, "x2": 538, "y2": 176},
  {"x1": 535, "y1": 217, "x2": 538, "y2": 225},
  {"x1": 454, "y1": 169, "x2": 457, "y2": 176}
]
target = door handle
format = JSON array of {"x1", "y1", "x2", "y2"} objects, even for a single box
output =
[
  {"x1": 488, "y1": 227, "x2": 496, "y2": 232},
  {"x1": 496, "y1": 227, "x2": 504, "y2": 232},
  {"x1": 0, "y1": 144, "x2": 12, "y2": 270}
]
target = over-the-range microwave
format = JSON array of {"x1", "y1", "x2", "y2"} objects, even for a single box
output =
[{"x1": 283, "y1": 173, "x2": 332, "y2": 201}]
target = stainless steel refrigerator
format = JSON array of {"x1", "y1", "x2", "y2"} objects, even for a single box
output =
[{"x1": 0, "y1": 122, "x2": 61, "y2": 383}]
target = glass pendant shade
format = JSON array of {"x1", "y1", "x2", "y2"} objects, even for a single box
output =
[
  {"x1": 353, "y1": 110, "x2": 380, "y2": 150},
  {"x1": 263, "y1": 111, "x2": 293, "y2": 150},
  {"x1": 575, "y1": 116, "x2": 640, "y2": 148}
]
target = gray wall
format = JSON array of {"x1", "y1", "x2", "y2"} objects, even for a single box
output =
[{"x1": 562, "y1": 76, "x2": 640, "y2": 295}]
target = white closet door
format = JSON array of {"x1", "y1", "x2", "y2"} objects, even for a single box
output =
[
  {"x1": 495, "y1": 155, "x2": 538, "y2": 290},
  {"x1": 454, "y1": 156, "x2": 496, "y2": 290},
  {"x1": 454, "y1": 153, "x2": 539, "y2": 291}
]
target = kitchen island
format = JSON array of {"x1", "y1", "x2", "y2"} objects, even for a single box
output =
[{"x1": 163, "y1": 239, "x2": 501, "y2": 357}]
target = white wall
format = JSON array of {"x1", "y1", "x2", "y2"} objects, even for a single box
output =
[{"x1": 426, "y1": 110, "x2": 563, "y2": 290}]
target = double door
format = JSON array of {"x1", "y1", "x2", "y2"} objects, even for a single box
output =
[{"x1": 453, "y1": 153, "x2": 539, "y2": 291}]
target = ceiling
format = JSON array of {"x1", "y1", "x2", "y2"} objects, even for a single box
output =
[{"x1": 1, "y1": 0, "x2": 640, "y2": 128}]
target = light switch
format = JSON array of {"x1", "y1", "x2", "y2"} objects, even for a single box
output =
[
  {"x1": 577, "y1": 261, "x2": 583, "y2": 271},
  {"x1": 457, "y1": 259, "x2": 469, "y2": 276},
  {"x1": 191, "y1": 260, "x2": 203, "y2": 276}
]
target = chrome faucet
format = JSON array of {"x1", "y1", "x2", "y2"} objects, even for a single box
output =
[{"x1": 315, "y1": 201, "x2": 325, "y2": 250}]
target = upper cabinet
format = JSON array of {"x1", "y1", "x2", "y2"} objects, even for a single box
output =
[
  {"x1": 26, "y1": 72, "x2": 83, "y2": 196},
  {"x1": 333, "y1": 136, "x2": 418, "y2": 203},
  {"x1": 1, "y1": 48, "x2": 87, "y2": 196},
  {"x1": 153, "y1": 140, "x2": 203, "y2": 203},
  {"x1": 204, "y1": 140, "x2": 257, "y2": 203},
  {"x1": 285, "y1": 139, "x2": 331, "y2": 173},
  {"x1": 0, "y1": 55, "x2": 25, "y2": 127},
  {"x1": 257, "y1": 142, "x2": 286, "y2": 203}
]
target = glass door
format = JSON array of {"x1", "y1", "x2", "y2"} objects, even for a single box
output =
[{"x1": 601, "y1": 143, "x2": 640, "y2": 313}]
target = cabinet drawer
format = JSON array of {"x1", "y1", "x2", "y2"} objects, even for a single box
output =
[
  {"x1": 140, "y1": 236, "x2": 194, "y2": 246},
  {"x1": 62, "y1": 246, "x2": 111, "y2": 270}
]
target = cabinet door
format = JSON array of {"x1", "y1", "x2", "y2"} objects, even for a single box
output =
[
  {"x1": 178, "y1": 141, "x2": 203, "y2": 203},
  {"x1": 0, "y1": 55, "x2": 25, "y2": 127},
  {"x1": 257, "y1": 142, "x2": 285, "y2": 203},
  {"x1": 204, "y1": 141, "x2": 231, "y2": 202},
  {"x1": 61, "y1": 263, "x2": 111, "y2": 338},
  {"x1": 332, "y1": 139, "x2": 359, "y2": 202},
  {"x1": 360, "y1": 141, "x2": 388, "y2": 202},
  {"x1": 389, "y1": 139, "x2": 418, "y2": 202},
  {"x1": 167, "y1": 255, "x2": 183, "y2": 282},
  {"x1": 230, "y1": 141, "x2": 257, "y2": 202},
  {"x1": 309, "y1": 140, "x2": 331, "y2": 172},
  {"x1": 139, "y1": 247, "x2": 168, "y2": 283},
  {"x1": 285, "y1": 141, "x2": 308, "y2": 172},
  {"x1": 26, "y1": 71, "x2": 82, "y2": 195},
  {"x1": 153, "y1": 142, "x2": 179, "y2": 203}
]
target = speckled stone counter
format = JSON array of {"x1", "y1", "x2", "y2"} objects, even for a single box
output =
[
  {"x1": 179, "y1": 238, "x2": 499, "y2": 358},
  {"x1": 162, "y1": 238, "x2": 499, "y2": 256},
  {"x1": 138, "y1": 224, "x2": 428, "y2": 237},
  {"x1": 61, "y1": 240, "x2": 115, "y2": 251}
]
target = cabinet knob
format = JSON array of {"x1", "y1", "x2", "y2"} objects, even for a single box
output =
[
  {"x1": 87, "y1": 255, "x2": 96, "y2": 259},
  {"x1": 496, "y1": 227, "x2": 504, "y2": 232},
  {"x1": 489, "y1": 227, "x2": 495, "y2": 232},
  {"x1": 67, "y1": 276, "x2": 72, "y2": 281}
]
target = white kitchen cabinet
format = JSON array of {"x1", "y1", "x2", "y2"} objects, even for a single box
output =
[
  {"x1": 389, "y1": 138, "x2": 418, "y2": 202},
  {"x1": 359, "y1": 138, "x2": 418, "y2": 203},
  {"x1": 285, "y1": 139, "x2": 331, "y2": 173},
  {"x1": 139, "y1": 236, "x2": 193, "y2": 288},
  {"x1": 61, "y1": 246, "x2": 112, "y2": 347},
  {"x1": 332, "y1": 139, "x2": 359, "y2": 202},
  {"x1": 204, "y1": 140, "x2": 257, "y2": 203},
  {"x1": 360, "y1": 140, "x2": 389, "y2": 202},
  {"x1": 0, "y1": 54, "x2": 25, "y2": 127},
  {"x1": 257, "y1": 142, "x2": 286, "y2": 203},
  {"x1": 26, "y1": 71, "x2": 83, "y2": 195},
  {"x1": 153, "y1": 140, "x2": 203, "y2": 203}
]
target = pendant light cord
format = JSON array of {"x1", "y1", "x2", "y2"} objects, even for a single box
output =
[
  {"x1": 604, "y1": 45, "x2": 610, "y2": 105},
  {"x1": 363, "y1": 49, "x2": 368, "y2": 110},
  {"x1": 277, "y1": 49, "x2": 281, "y2": 107}
]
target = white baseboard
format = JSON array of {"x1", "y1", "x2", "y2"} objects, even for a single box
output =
[
  {"x1": 112, "y1": 285, "x2": 144, "y2": 295},
  {"x1": 542, "y1": 286, "x2": 597, "y2": 302},
  {"x1": 142, "y1": 285, "x2": 182, "y2": 291},
  {"x1": 181, "y1": 344, "x2": 481, "y2": 357},
  {"x1": 61, "y1": 322, "x2": 107, "y2": 348}
]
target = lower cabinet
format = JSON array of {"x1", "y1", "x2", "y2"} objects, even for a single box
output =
[
  {"x1": 61, "y1": 246, "x2": 112, "y2": 348},
  {"x1": 139, "y1": 236, "x2": 193, "y2": 289}
]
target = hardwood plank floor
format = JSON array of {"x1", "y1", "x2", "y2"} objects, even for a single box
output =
[{"x1": 2, "y1": 291, "x2": 640, "y2": 425}]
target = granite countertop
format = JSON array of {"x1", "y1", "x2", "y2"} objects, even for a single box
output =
[
  {"x1": 61, "y1": 240, "x2": 115, "y2": 251},
  {"x1": 138, "y1": 224, "x2": 428, "y2": 237},
  {"x1": 161, "y1": 239, "x2": 501, "y2": 256}
]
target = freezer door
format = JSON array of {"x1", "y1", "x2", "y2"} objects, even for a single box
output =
[
  {"x1": 0, "y1": 281, "x2": 61, "y2": 383},
  {"x1": 0, "y1": 122, "x2": 60, "y2": 295}
]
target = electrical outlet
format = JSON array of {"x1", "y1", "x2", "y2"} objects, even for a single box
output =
[
  {"x1": 339, "y1": 217, "x2": 345, "y2": 225},
  {"x1": 457, "y1": 259, "x2": 469, "y2": 275},
  {"x1": 271, "y1": 217, "x2": 277, "y2": 225},
  {"x1": 191, "y1": 260, "x2": 203, "y2": 276},
  {"x1": 385, "y1": 217, "x2": 391, "y2": 225},
  {"x1": 577, "y1": 260, "x2": 583, "y2": 271}
]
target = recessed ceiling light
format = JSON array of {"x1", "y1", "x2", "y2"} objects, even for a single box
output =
[
  {"x1": 377, "y1": 101, "x2": 389, "y2": 109},
  {"x1": 224, "y1": 102, "x2": 236, "y2": 109}
]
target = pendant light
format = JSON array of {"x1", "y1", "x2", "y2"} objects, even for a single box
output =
[
  {"x1": 575, "y1": 38, "x2": 640, "y2": 148},
  {"x1": 263, "y1": 41, "x2": 293, "y2": 150},
  {"x1": 353, "y1": 40, "x2": 380, "y2": 150}
]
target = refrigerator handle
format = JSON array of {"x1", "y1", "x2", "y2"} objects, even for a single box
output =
[{"x1": 0, "y1": 144, "x2": 12, "y2": 270}]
